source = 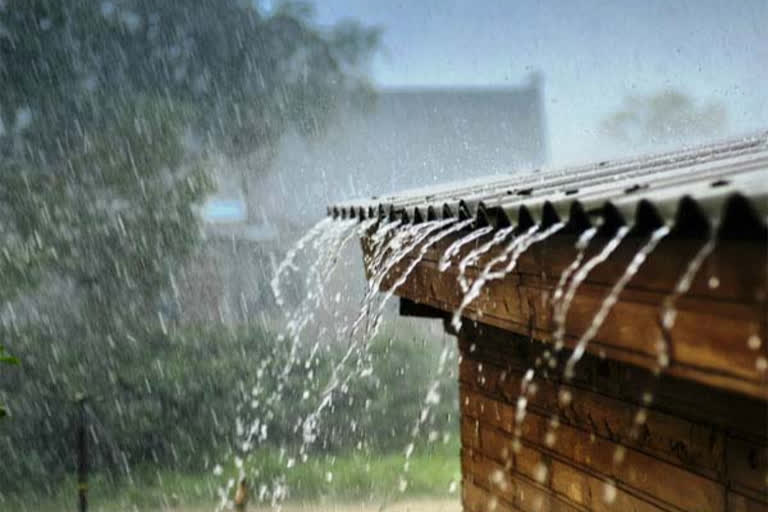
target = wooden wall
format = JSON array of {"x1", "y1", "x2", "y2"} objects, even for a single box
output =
[
  {"x1": 363, "y1": 222, "x2": 768, "y2": 510},
  {"x1": 374, "y1": 230, "x2": 768, "y2": 399},
  {"x1": 458, "y1": 321, "x2": 768, "y2": 512}
]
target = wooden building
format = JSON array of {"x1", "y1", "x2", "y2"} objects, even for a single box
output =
[{"x1": 330, "y1": 134, "x2": 768, "y2": 511}]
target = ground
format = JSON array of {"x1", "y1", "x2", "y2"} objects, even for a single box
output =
[{"x1": 175, "y1": 499, "x2": 460, "y2": 512}]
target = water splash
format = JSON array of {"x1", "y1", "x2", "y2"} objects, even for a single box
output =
[
  {"x1": 367, "y1": 218, "x2": 475, "y2": 335},
  {"x1": 564, "y1": 225, "x2": 671, "y2": 380},
  {"x1": 552, "y1": 226, "x2": 631, "y2": 353},
  {"x1": 300, "y1": 219, "x2": 461, "y2": 452},
  {"x1": 488, "y1": 222, "x2": 565, "y2": 280},
  {"x1": 350, "y1": 220, "x2": 446, "y2": 339},
  {"x1": 456, "y1": 225, "x2": 517, "y2": 292},
  {"x1": 280, "y1": 219, "x2": 374, "y2": 378},
  {"x1": 620, "y1": 228, "x2": 719, "y2": 448},
  {"x1": 270, "y1": 217, "x2": 333, "y2": 307},
  {"x1": 656, "y1": 231, "x2": 717, "y2": 370},
  {"x1": 438, "y1": 225, "x2": 493, "y2": 271},
  {"x1": 220, "y1": 217, "x2": 373, "y2": 511},
  {"x1": 530, "y1": 225, "x2": 636, "y2": 468},
  {"x1": 452, "y1": 222, "x2": 565, "y2": 331},
  {"x1": 552, "y1": 228, "x2": 599, "y2": 311}
]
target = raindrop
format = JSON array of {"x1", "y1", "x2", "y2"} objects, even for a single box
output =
[
  {"x1": 613, "y1": 445, "x2": 626, "y2": 464},
  {"x1": 603, "y1": 480, "x2": 618, "y2": 503}
]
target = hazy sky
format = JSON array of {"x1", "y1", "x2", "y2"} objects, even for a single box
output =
[{"x1": 312, "y1": 0, "x2": 768, "y2": 165}]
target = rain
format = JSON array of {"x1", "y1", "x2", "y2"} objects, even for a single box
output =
[{"x1": 1, "y1": 2, "x2": 767, "y2": 512}]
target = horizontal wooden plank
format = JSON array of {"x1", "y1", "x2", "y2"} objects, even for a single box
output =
[
  {"x1": 366, "y1": 227, "x2": 768, "y2": 399},
  {"x1": 461, "y1": 387, "x2": 728, "y2": 512},
  {"x1": 465, "y1": 449, "x2": 584, "y2": 512},
  {"x1": 383, "y1": 255, "x2": 768, "y2": 399},
  {"x1": 463, "y1": 479, "x2": 518, "y2": 512},
  {"x1": 457, "y1": 322, "x2": 768, "y2": 442},
  {"x1": 460, "y1": 358, "x2": 727, "y2": 478},
  {"x1": 727, "y1": 436, "x2": 768, "y2": 499},
  {"x1": 727, "y1": 491, "x2": 768, "y2": 512},
  {"x1": 422, "y1": 232, "x2": 766, "y2": 305}
]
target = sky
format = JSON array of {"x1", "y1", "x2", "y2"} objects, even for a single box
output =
[{"x1": 310, "y1": 0, "x2": 768, "y2": 165}]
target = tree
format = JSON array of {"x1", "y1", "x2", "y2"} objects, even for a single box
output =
[
  {"x1": 0, "y1": 0, "x2": 379, "y2": 162},
  {"x1": 0, "y1": 0, "x2": 378, "y2": 493},
  {"x1": 600, "y1": 90, "x2": 727, "y2": 149},
  {"x1": 0, "y1": 345, "x2": 19, "y2": 419}
]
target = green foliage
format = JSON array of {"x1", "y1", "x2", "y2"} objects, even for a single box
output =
[
  {"x1": 0, "y1": 0, "x2": 383, "y2": 504},
  {"x1": 0, "y1": 0, "x2": 380, "y2": 161},
  {"x1": 0, "y1": 0, "x2": 378, "y2": 446},
  {"x1": 6, "y1": 444, "x2": 459, "y2": 511},
  {"x1": 237, "y1": 441, "x2": 459, "y2": 503},
  {"x1": 600, "y1": 89, "x2": 727, "y2": 147},
  {"x1": 0, "y1": 325, "x2": 457, "y2": 500},
  {"x1": 0, "y1": 345, "x2": 19, "y2": 419}
]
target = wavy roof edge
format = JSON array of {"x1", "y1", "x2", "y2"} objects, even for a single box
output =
[{"x1": 328, "y1": 132, "x2": 768, "y2": 240}]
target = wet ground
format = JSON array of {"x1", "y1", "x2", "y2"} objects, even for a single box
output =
[{"x1": 176, "y1": 499, "x2": 460, "y2": 512}]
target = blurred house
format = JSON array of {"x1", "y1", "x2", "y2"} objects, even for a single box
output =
[
  {"x1": 177, "y1": 74, "x2": 548, "y2": 326},
  {"x1": 174, "y1": 197, "x2": 291, "y2": 326},
  {"x1": 257, "y1": 73, "x2": 548, "y2": 219}
]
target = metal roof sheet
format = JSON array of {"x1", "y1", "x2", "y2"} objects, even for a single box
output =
[{"x1": 328, "y1": 133, "x2": 768, "y2": 239}]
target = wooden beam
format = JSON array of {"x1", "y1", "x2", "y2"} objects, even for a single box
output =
[{"x1": 365, "y1": 229, "x2": 768, "y2": 399}]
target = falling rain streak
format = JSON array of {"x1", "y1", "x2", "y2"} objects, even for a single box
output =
[{"x1": 563, "y1": 225, "x2": 670, "y2": 380}]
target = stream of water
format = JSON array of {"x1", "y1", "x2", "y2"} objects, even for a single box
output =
[{"x1": 244, "y1": 208, "x2": 763, "y2": 511}]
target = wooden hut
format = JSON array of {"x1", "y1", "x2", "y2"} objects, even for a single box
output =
[{"x1": 329, "y1": 134, "x2": 768, "y2": 511}]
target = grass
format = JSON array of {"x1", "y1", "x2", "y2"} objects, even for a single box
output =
[{"x1": 3, "y1": 441, "x2": 460, "y2": 512}]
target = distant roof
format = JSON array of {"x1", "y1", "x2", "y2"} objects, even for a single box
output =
[
  {"x1": 258, "y1": 77, "x2": 547, "y2": 219},
  {"x1": 328, "y1": 132, "x2": 768, "y2": 238}
]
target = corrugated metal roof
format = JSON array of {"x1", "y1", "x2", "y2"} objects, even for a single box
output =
[{"x1": 328, "y1": 133, "x2": 768, "y2": 238}]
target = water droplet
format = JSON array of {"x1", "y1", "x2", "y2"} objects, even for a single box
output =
[
  {"x1": 603, "y1": 481, "x2": 618, "y2": 503},
  {"x1": 708, "y1": 276, "x2": 720, "y2": 289},
  {"x1": 748, "y1": 334, "x2": 762, "y2": 350},
  {"x1": 534, "y1": 462, "x2": 548, "y2": 483},
  {"x1": 613, "y1": 446, "x2": 626, "y2": 464},
  {"x1": 558, "y1": 389, "x2": 572, "y2": 406},
  {"x1": 213, "y1": 464, "x2": 223, "y2": 476},
  {"x1": 516, "y1": 397, "x2": 528, "y2": 423},
  {"x1": 490, "y1": 469, "x2": 507, "y2": 488},
  {"x1": 545, "y1": 431, "x2": 557, "y2": 447},
  {"x1": 756, "y1": 357, "x2": 767, "y2": 373}
]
